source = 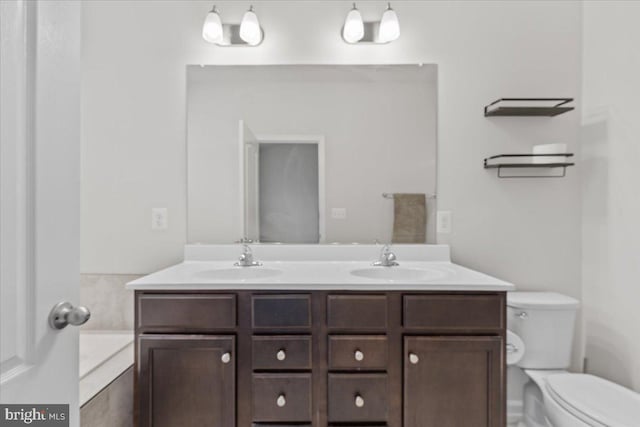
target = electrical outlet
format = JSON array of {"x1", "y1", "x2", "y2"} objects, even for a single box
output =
[
  {"x1": 151, "y1": 208, "x2": 168, "y2": 230},
  {"x1": 437, "y1": 210, "x2": 452, "y2": 234},
  {"x1": 331, "y1": 208, "x2": 347, "y2": 219}
]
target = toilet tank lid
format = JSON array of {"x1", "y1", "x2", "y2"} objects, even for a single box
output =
[
  {"x1": 507, "y1": 292, "x2": 579, "y2": 310},
  {"x1": 546, "y1": 373, "x2": 640, "y2": 427}
]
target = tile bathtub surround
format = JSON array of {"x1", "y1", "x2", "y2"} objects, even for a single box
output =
[
  {"x1": 80, "y1": 274, "x2": 140, "y2": 331},
  {"x1": 80, "y1": 331, "x2": 134, "y2": 406},
  {"x1": 80, "y1": 367, "x2": 133, "y2": 427}
]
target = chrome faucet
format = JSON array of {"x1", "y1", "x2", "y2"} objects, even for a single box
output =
[
  {"x1": 235, "y1": 244, "x2": 262, "y2": 267},
  {"x1": 373, "y1": 244, "x2": 399, "y2": 267}
]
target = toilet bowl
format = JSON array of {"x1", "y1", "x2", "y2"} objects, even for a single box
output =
[
  {"x1": 507, "y1": 292, "x2": 640, "y2": 427},
  {"x1": 525, "y1": 370, "x2": 640, "y2": 427}
]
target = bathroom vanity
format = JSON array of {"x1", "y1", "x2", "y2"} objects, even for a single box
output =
[{"x1": 128, "y1": 245, "x2": 513, "y2": 427}]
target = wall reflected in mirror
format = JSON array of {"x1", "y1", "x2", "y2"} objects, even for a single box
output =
[{"x1": 187, "y1": 65, "x2": 437, "y2": 244}]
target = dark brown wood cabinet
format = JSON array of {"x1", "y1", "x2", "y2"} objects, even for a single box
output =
[
  {"x1": 404, "y1": 336, "x2": 504, "y2": 427},
  {"x1": 135, "y1": 291, "x2": 505, "y2": 427},
  {"x1": 137, "y1": 335, "x2": 235, "y2": 427}
]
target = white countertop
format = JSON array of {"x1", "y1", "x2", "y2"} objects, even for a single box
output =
[{"x1": 127, "y1": 244, "x2": 514, "y2": 291}]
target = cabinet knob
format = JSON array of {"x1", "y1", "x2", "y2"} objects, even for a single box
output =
[
  {"x1": 517, "y1": 311, "x2": 528, "y2": 319},
  {"x1": 221, "y1": 352, "x2": 231, "y2": 364},
  {"x1": 354, "y1": 350, "x2": 364, "y2": 362},
  {"x1": 409, "y1": 353, "x2": 419, "y2": 365},
  {"x1": 354, "y1": 394, "x2": 365, "y2": 408},
  {"x1": 276, "y1": 394, "x2": 286, "y2": 407},
  {"x1": 276, "y1": 349, "x2": 286, "y2": 361}
]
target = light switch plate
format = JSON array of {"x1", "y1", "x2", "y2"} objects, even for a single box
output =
[
  {"x1": 437, "y1": 210, "x2": 452, "y2": 234},
  {"x1": 151, "y1": 208, "x2": 168, "y2": 230},
  {"x1": 331, "y1": 208, "x2": 347, "y2": 219}
]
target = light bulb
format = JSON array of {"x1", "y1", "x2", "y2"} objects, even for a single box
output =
[
  {"x1": 240, "y1": 6, "x2": 262, "y2": 46},
  {"x1": 202, "y1": 6, "x2": 223, "y2": 44},
  {"x1": 342, "y1": 4, "x2": 364, "y2": 44},
  {"x1": 378, "y1": 4, "x2": 400, "y2": 43}
]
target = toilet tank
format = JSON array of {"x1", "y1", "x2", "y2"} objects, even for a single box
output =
[{"x1": 507, "y1": 292, "x2": 579, "y2": 369}]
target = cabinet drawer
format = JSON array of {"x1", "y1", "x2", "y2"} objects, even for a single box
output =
[
  {"x1": 252, "y1": 295, "x2": 311, "y2": 329},
  {"x1": 403, "y1": 294, "x2": 504, "y2": 332},
  {"x1": 327, "y1": 295, "x2": 387, "y2": 330},
  {"x1": 252, "y1": 336, "x2": 311, "y2": 370},
  {"x1": 328, "y1": 335, "x2": 388, "y2": 370},
  {"x1": 328, "y1": 373, "x2": 388, "y2": 423},
  {"x1": 137, "y1": 294, "x2": 236, "y2": 332},
  {"x1": 252, "y1": 373, "x2": 312, "y2": 423}
]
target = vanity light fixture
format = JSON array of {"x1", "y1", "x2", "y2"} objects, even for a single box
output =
[
  {"x1": 342, "y1": 3, "x2": 365, "y2": 44},
  {"x1": 341, "y1": 2, "x2": 400, "y2": 44},
  {"x1": 239, "y1": 5, "x2": 263, "y2": 46},
  {"x1": 378, "y1": 3, "x2": 400, "y2": 43},
  {"x1": 202, "y1": 4, "x2": 264, "y2": 47},
  {"x1": 202, "y1": 5, "x2": 224, "y2": 44}
]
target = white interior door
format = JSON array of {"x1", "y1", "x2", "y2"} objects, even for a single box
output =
[
  {"x1": 0, "y1": 1, "x2": 82, "y2": 425},
  {"x1": 258, "y1": 143, "x2": 320, "y2": 243},
  {"x1": 239, "y1": 120, "x2": 260, "y2": 242},
  {"x1": 254, "y1": 134, "x2": 326, "y2": 243}
]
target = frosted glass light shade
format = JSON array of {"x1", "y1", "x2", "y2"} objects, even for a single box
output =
[
  {"x1": 240, "y1": 8, "x2": 262, "y2": 46},
  {"x1": 202, "y1": 9, "x2": 223, "y2": 44},
  {"x1": 378, "y1": 7, "x2": 400, "y2": 43},
  {"x1": 342, "y1": 7, "x2": 364, "y2": 43}
]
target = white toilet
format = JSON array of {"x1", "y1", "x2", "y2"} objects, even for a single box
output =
[{"x1": 507, "y1": 292, "x2": 640, "y2": 427}]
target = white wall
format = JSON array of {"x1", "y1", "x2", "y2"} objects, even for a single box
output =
[
  {"x1": 582, "y1": 2, "x2": 640, "y2": 392},
  {"x1": 187, "y1": 65, "x2": 437, "y2": 244},
  {"x1": 81, "y1": 0, "x2": 583, "y2": 359}
]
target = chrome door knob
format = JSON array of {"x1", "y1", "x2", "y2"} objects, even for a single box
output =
[
  {"x1": 409, "y1": 353, "x2": 419, "y2": 364},
  {"x1": 276, "y1": 394, "x2": 286, "y2": 407},
  {"x1": 48, "y1": 302, "x2": 91, "y2": 330},
  {"x1": 276, "y1": 349, "x2": 286, "y2": 361},
  {"x1": 354, "y1": 350, "x2": 364, "y2": 361},
  {"x1": 355, "y1": 394, "x2": 365, "y2": 408},
  {"x1": 221, "y1": 352, "x2": 231, "y2": 364}
]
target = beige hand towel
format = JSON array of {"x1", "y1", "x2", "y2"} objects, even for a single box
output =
[{"x1": 392, "y1": 193, "x2": 426, "y2": 244}]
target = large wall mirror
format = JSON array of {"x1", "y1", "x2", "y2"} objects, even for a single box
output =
[{"x1": 187, "y1": 64, "x2": 437, "y2": 244}]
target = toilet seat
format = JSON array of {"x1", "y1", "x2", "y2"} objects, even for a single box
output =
[{"x1": 545, "y1": 373, "x2": 640, "y2": 427}]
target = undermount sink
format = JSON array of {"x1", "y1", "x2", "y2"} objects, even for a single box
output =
[
  {"x1": 350, "y1": 267, "x2": 445, "y2": 282},
  {"x1": 193, "y1": 267, "x2": 283, "y2": 281}
]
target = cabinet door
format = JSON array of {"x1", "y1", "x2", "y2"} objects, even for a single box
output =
[
  {"x1": 404, "y1": 336, "x2": 504, "y2": 427},
  {"x1": 138, "y1": 335, "x2": 235, "y2": 427}
]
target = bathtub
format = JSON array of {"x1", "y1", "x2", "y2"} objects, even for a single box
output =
[{"x1": 79, "y1": 330, "x2": 133, "y2": 407}]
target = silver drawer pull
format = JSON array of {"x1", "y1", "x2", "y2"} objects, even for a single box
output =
[
  {"x1": 355, "y1": 394, "x2": 365, "y2": 408},
  {"x1": 276, "y1": 349, "x2": 286, "y2": 361},
  {"x1": 517, "y1": 311, "x2": 528, "y2": 319},
  {"x1": 409, "y1": 353, "x2": 419, "y2": 365},
  {"x1": 354, "y1": 350, "x2": 364, "y2": 361},
  {"x1": 276, "y1": 394, "x2": 286, "y2": 407},
  {"x1": 221, "y1": 352, "x2": 231, "y2": 364}
]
